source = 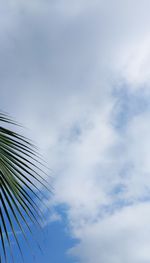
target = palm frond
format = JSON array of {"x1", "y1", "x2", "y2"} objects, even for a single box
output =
[{"x1": 0, "y1": 112, "x2": 50, "y2": 262}]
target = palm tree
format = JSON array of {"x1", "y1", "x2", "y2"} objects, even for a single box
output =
[{"x1": 0, "y1": 112, "x2": 49, "y2": 262}]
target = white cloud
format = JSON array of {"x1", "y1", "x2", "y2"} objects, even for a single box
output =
[
  {"x1": 115, "y1": 37, "x2": 150, "y2": 88},
  {"x1": 69, "y1": 203, "x2": 150, "y2": 263}
]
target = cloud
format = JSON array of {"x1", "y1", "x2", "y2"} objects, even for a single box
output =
[
  {"x1": 69, "y1": 203, "x2": 150, "y2": 263},
  {"x1": 123, "y1": 111, "x2": 150, "y2": 200},
  {"x1": 115, "y1": 37, "x2": 150, "y2": 88},
  {"x1": 0, "y1": 1, "x2": 150, "y2": 262}
]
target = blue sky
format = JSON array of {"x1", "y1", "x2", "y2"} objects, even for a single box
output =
[
  {"x1": 10, "y1": 216, "x2": 77, "y2": 263},
  {"x1": 1, "y1": 1, "x2": 150, "y2": 263}
]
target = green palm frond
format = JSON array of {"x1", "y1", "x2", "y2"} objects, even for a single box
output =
[{"x1": 0, "y1": 112, "x2": 50, "y2": 262}]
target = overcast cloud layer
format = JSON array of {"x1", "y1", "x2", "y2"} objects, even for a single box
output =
[{"x1": 1, "y1": 1, "x2": 150, "y2": 263}]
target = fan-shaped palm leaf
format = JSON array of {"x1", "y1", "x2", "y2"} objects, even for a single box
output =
[{"x1": 0, "y1": 112, "x2": 50, "y2": 262}]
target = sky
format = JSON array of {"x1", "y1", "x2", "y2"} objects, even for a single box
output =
[{"x1": 1, "y1": 0, "x2": 150, "y2": 262}]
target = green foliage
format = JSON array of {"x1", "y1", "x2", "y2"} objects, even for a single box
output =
[{"x1": 0, "y1": 112, "x2": 49, "y2": 262}]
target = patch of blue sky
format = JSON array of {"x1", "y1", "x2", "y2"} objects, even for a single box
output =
[
  {"x1": 98, "y1": 199, "x2": 133, "y2": 220},
  {"x1": 112, "y1": 84, "x2": 150, "y2": 132},
  {"x1": 58, "y1": 122, "x2": 82, "y2": 144},
  {"x1": 99, "y1": 184, "x2": 150, "y2": 219},
  {"x1": 67, "y1": 124, "x2": 82, "y2": 143},
  {"x1": 107, "y1": 168, "x2": 150, "y2": 215},
  {"x1": 3, "y1": 204, "x2": 78, "y2": 263},
  {"x1": 138, "y1": 193, "x2": 150, "y2": 203}
]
